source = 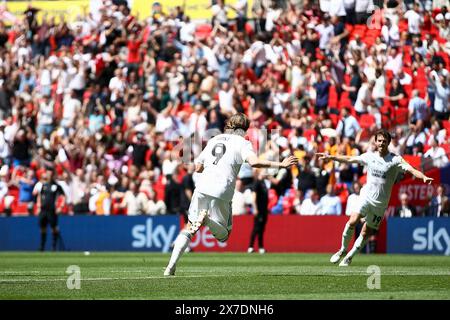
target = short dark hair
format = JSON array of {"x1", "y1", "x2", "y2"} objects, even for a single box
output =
[{"x1": 374, "y1": 129, "x2": 392, "y2": 144}]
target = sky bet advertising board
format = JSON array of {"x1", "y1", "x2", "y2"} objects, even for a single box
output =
[{"x1": 0, "y1": 216, "x2": 179, "y2": 252}]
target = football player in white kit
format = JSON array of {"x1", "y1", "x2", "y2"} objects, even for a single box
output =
[
  {"x1": 317, "y1": 129, "x2": 433, "y2": 266},
  {"x1": 164, "y1": 113, "x2": 298, "y2": 276}
]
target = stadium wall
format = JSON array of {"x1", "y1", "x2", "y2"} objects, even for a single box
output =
[
  {"x1": 0, "y1": 215, "x2": 354, "y2": 253},
  {"x1": 0, "y1": 215, "x2": 449, "y2": 255},
  {"x1": 387, "y1": 217, "x2": 450, "y2": 256},
  {"x1": 0, "y1": 215, "x2": 180, "y2": 252},
  {"x1": 189, "y1": 215, "x2": 354, "y2": 253}
]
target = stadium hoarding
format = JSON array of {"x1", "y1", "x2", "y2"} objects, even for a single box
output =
[
  {"x1": 188, "y1": 215, "x2": 357, "y2": 253},
  {"x1": 0, "y1": 215, "x2": 370, "y2": 253},
  {"x1": 387, "y1": 217, "x2": 450, "y2": 256},
  {"x1": 130, "y1": 0, "x2": 254, "y2": 21},
  {"x1": 3, "y1": 0, "x2": 90, "y2": 24},
  {"x1": 0, "y1": 215, "x2": 179, "y2": 252},
  {"x1": 3, "y1": 0, "x2": 255, "y2": 24},
  {"x1": 386, "y1": 167, "x2": 441, "y2": 217}
]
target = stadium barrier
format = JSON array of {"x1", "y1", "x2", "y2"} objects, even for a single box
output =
[
  {"x1": 1, "y1": 215, "x2": 448, "y2": 254},
  {"x1": 0, "y1": 215, "x2": 355, "y2": 253},
  {"x1": 387, "y1": 217, "x2": 450, "y2": 256},
  {"x1": 0, "y1": 215, "x2": 180, "y2": 252},
  {"x1": 190, "y1": 215, "x2": 355, "y2": 253},
  {"x1": 386, "y1": 168, "x2": 441, "y2": 216}
]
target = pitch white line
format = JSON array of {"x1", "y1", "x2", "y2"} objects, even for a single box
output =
[
  {"x1": 0, "y1": 274, "x2": 228, "y2": 283},
  {"x1": 0, "y1": 271, "x2": 449, "y2": 284}
]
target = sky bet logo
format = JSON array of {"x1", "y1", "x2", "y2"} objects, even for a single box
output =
[
  {"x1": 413, "y1": 221, "x2": 450, "y2": 255},
  {"x1": 131, "y1": 218, "x2": 177, "y2": 252}
]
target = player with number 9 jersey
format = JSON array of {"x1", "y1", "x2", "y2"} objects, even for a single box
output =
[
  {"x1": 195, "y1": 133, "x2": 256, "y2": 202},
  {"x1": 164, "y1": 113, "x2": 298, "y2": 276}
]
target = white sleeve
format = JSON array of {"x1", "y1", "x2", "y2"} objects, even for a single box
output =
[
  {"x1": 397, "y1": 156, "x2": 413, "y2": 172},
  {"x1": 195, "y1": 148, "x2": 207, "y2": 165},
  {"x1": 241, "y1": 140, "x2": 257, "y2": 163},
  {"x1": 353, "y1": 152, "x2": 370, "y2": 165},
  {"x1": 33, "y1": 182, "x2": 42, "y2": 195}
]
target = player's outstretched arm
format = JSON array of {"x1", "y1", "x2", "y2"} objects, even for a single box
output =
[
  {"x1": 316, "y1": 153, "x2": 361, "y2": 164},
  {"x1": 247, "y1": 155, "x2": 298, "y2": 169},
  {"x1": 401, "y1": 159, "x2": 434, "y2": 184}
]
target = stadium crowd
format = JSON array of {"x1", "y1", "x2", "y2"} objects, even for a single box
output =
[{"x1": 0, "y1": 0, "x2": 449, "y2": 218}]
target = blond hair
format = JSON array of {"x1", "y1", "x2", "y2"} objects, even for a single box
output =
[{"x1": 224, "y1": 113, "x2": 250, "y2": 133}]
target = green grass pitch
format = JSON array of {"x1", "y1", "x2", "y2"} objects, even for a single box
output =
[{"x1": 0, "y1": 252, "x2": 449, "y2": 299}]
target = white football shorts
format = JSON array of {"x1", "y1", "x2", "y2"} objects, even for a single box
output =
[
  {"x1": 188, "y1": 189, "x2": 233, "y2": 238},
  {"x1": 358, "y1": 200, "x2": 386, "y2": 230}
]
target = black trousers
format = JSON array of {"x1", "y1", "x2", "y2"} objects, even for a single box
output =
[
  {"x1": 249, "y1": 214, "x2": 268, "y2": 249},
  {"x1": 39, "y1": 211, "x2": 58, "y2": 229}
]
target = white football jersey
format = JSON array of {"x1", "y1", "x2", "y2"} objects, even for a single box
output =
[
  {"x1": 355, "y1": 152, "x2": 410, "y2": 209},
  {"x1": 195, "y1": 134, "x2": 256, "y2": 201}
]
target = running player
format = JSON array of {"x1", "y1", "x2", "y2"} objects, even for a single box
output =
[
  {"x1": 317, "y1": 129, "x2": 433, "y2": 266},
  {"x1": 164, "y1": 113, "x2": 298, "y2": 276}
]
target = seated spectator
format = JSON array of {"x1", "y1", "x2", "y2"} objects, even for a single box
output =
[
  {"x1": 345, "y1": 181, "x2": 362, "y2": 216},
  {"x1": 394, "y1": 192, "x2": 417, "y2": 217},
  {"x1": 139, "y1": 180, "x2": 166, "y2": 215},
  {"x1": 423, "y1": 138, "x2": 449, "y2": 169},
  {"x1": 119, "y1": 181, "x2": 146, "y2": 215},
  {"x1": 299, "y1": 189, "x2": 322, "y2": 215},
  {"x1": 426, "y1": 184, "x2": 450, "y2": 217},
  {"x1": 319, "y1": 184, "x2": 342, "y2": 215}
]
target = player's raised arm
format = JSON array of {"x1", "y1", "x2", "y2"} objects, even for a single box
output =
[
  {"x1": 246, "y1": 154, "x2": 298, "y2": 169},
  {"x1": 400, "y1": 158, "x2": 434, "y2": 184},
  {"x1": 316, "y1": 153, "x2": 362, "y2": 164}
]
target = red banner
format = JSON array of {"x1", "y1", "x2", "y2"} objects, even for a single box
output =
[
  {"x1": 186, "y1": 215, "x2": 355, "y2": 253},
  {"x1": 386, "y1": 168, "x2": 440, "y2": 216}
]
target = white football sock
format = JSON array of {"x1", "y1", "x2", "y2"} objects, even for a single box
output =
[
  {"x1": 341, "y1": 222, "x2": 355, "y2": 252},
  {"x1": 167, "y1": 231, "x2": 191, "y2": 269},
  {"x1": 347, "y1": 233, "x2": 367, "y2": 258}
]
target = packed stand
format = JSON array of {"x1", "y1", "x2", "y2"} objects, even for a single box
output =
[{"x1": 0, "y1": 0, "x2": 449, "y2": 218}]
